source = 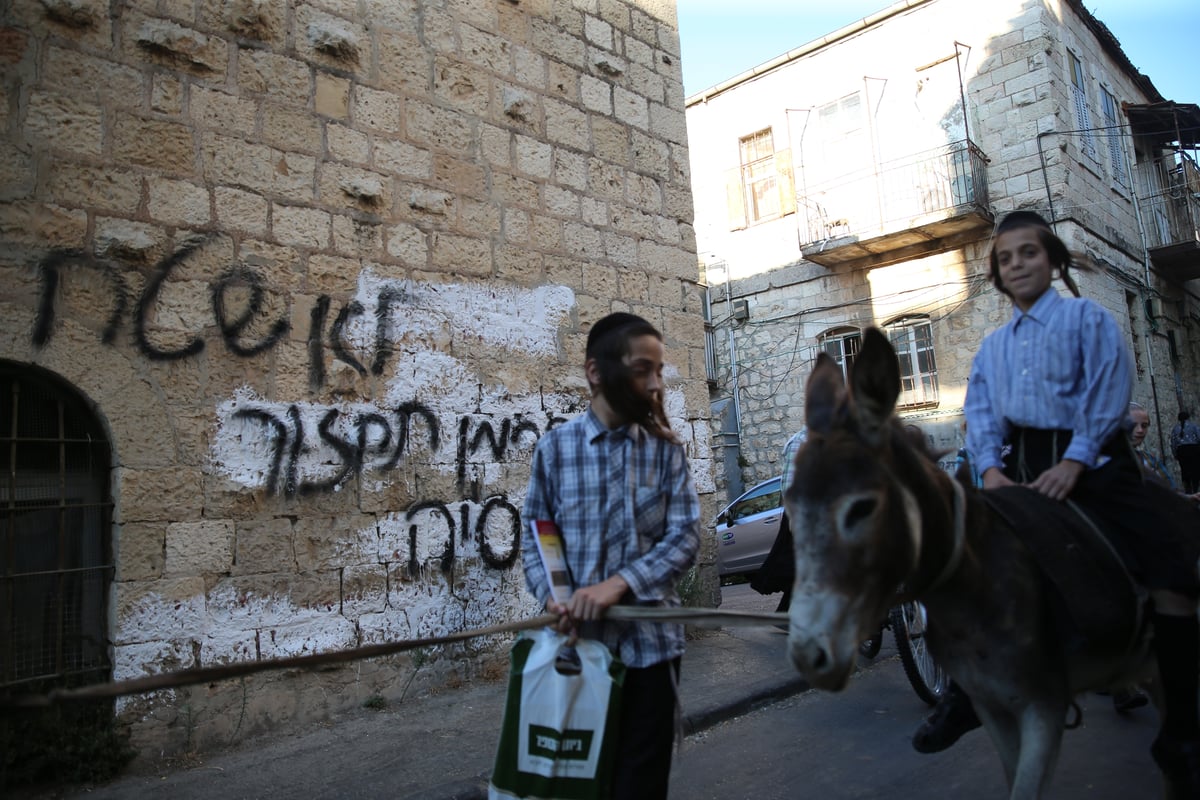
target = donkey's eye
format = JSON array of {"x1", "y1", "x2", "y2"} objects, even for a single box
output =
[{"x1": 842, "y1": 498, "x2": 877, "y2": 531}]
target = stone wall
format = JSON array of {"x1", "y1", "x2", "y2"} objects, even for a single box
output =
[{"x1": 0, "y1": 0, "x2": 714, "y2": 755}]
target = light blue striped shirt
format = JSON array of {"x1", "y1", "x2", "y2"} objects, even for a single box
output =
[
  {"x1": 965, "y1": 288, "x2": 1134, "y2": 476},
  {"x1": 521, "y1": 407, "x2": 701, "y2": 668}
]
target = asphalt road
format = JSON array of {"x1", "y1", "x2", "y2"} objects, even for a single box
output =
[{"x1": 668, "y1": 635, "x2": 1161, "y2": 800}]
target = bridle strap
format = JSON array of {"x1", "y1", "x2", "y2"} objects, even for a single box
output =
[{"x1": 895, "y1": 475, "x2": 966, "y2": 604}]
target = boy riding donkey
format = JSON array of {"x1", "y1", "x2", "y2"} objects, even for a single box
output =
[{"x1": 912, "y1": 211, "x2": 1200, "y2": 794}]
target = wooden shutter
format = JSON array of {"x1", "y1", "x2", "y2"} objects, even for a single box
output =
[
  {"x1": 725, "y1": 167, "x2": 747, "y2": 230},
  {"x1": 775, "y1": 148, "x2": 796, "y2": 216}
]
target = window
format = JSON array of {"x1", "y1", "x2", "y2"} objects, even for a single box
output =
[
  {"x1": 817, "y1": 93, "x2": 864, "y2": 166},
  {"x1": 1100, "y1": 87, "x2": 1128, "y2": 187},
  {"x1": 1067, "y1": 52, "x2": 1097, "y2": 160},
  {"x1": 818, "y1": 327, "x2": 862, "y2": 380},
  {"x1": 728, "y1": 478, "x2": 782, "y2": 523},
  {"x1": 0, "y1": 363, "x2": 112, "y2": 691},
  {"x1": 885, "y1": 317, "x2": 939, "y2": 408},
  {"x1": 739, "y1": 128, "x2": 781, "y2": 223}
]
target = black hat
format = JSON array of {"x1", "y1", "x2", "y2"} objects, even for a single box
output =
[{"x1": 586, "y1": 312, "x2": 654, "y2": 357}]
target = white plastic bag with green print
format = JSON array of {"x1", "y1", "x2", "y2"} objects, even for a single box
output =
[{"x1": 488, "y1": 628, "x2": 625, "y2": 800}]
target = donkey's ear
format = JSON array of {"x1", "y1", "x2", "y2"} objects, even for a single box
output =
[
  {"x1": 848, "y1": 328, "x2": 900, "y2": 442},
  {"x1": 805, "y1": 352, "x2": 846, "y2": 434}
]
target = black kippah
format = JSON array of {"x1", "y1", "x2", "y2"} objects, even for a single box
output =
[
  {"x1": 586, "y1": 312, "x2": 651, "y2": 357},
  {"x1": 997, "y1": 209, "x2": 1051, "y2": 232}
]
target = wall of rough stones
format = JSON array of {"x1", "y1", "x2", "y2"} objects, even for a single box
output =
[{"x1": 0, "y1": 0, "x2": 714, "y2": 755}]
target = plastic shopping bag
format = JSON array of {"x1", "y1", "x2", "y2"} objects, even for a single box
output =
[{"x1": 488, "y1": 629, "x2": 625, "y2": 800}]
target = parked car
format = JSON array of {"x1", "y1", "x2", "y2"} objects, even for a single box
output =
[{"x1": 715, "y1": 476, "x2": 783, "y2": 577}]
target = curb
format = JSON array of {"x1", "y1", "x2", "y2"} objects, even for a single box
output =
[{"x1": 412, "y1": 676, "x2": 813, "y2": 800}]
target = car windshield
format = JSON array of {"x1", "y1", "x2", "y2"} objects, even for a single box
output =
[{"x1": 731, "y1": 480, "x2": 781, "y2": 522}]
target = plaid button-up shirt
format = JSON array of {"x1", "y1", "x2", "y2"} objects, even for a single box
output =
[{"x1": 521, "y1": 407, "x2": 701, "y2": 668}]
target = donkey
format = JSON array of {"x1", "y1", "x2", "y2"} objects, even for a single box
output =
[{"x1": 783, "y1": 327, "x2": 1181, "y2": 799}]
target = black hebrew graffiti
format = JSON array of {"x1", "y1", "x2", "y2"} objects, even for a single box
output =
[
  {"x1": 30, "y1": 243, "x2": 453, "y2": 389},
  {"x1": 397, "y1": 495, "x2": 522, "y2": 575},
  {"x1": 228, "y1": 402, "x2": 570, "y2": 499}
]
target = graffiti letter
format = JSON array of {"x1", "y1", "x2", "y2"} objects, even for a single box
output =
[
  {"x1": 405, "y1": 501, "x2": 455, "y2": 576},
  {"x1": 232, "y1": 408, "x2": 289, "y2": 495},
  {"x1": 300, "y1": 408, "x2": 357, "y2": 495},
  {"x1": 379, "y1": 402, "x2": 439, "y2": 471},
  {"x1": 33, "y1": 250, "x2": 128, "y2": 348},
  {"x1": 371, "y1": 286, "x2": 408, "y2": 376},
  {"x1": 284, "y1": 404, "x2": 303, "y2": 497},
  {"x1": 308, "y1": 295, "x2": 331, "y2": 391},
  {"x1": 477, "y1": 497, "x2": 521, "y2": 569},
  {"x1": 211, "y1": 265, "x2": 290, "y2": 357},
  {"x1": 355, "y1": 412, "x2": 393, "y2": 470},
  {"x1": 135, "y1": 243, "x2": 206, "y2": 361},
  {"x1": 330, "y1": 300, "x2": 366, "y2": 376}
]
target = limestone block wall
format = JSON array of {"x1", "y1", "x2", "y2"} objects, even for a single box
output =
[{"x1": 0, "y1": 0, "x2": 713, "y2": 754}]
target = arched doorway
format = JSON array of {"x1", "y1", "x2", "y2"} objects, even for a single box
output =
[{"x1": 0, "y1": 361, "x2": 122, "y2": 786}]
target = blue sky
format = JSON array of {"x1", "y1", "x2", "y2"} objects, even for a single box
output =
[{"x1": 678, "y1": 1, "x2": 1199, "y2": 105}]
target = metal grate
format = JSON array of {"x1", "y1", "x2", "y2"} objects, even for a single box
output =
[{"x1": 0, "y1": 364, "x2": 113, "y2": 689}]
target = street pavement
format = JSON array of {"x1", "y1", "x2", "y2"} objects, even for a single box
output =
[{"x1": 18, "y1": 584, "x2": 1160, "y2": 799}]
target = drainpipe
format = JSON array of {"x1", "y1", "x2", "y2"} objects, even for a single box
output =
[{"x1": 724, "y1": 274, "x2": 741, "y2": 443}]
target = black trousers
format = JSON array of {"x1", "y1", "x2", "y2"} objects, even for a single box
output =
[
  {"x1": 750, "y1": 513, "x2": 794, "y2": 612},
  {"x1": 1006, "y1": 427, "x2": 1200, "y2": 595},
  {"x1": 1178, "y1": 443, "x2": 1200, "y2": 494},
  {"x1": 612, "y1": 658, "x2": 680, "y2": 800}
]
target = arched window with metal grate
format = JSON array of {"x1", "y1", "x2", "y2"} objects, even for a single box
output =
[{"x1": 0, "y1": 362, "x2": 113, "y2": 692}]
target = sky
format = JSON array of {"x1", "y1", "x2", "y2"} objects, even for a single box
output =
[{"x1": 678, "y1": 1, "x2": 1199, "y2": 105}]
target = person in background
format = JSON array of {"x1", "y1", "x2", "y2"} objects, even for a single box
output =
[
  {"x1": 749, "y1": 427, "x2": 807, "y2": 613},
  {"x1": 1170, "y1": 410, "x2": 1200, "y2": 494},
  {"x1": 911, "y1": 211, "x2": 1200, "y2": 794},
  {"x1": 521, "y1": 312, "x2": 701, "y2": 800},
  {"x1": 1129, "y1": 402, "x2": 1174, "y2": 489},
  {"x1": 1103, "y1": 401, "x2": 1163, "y2": 714}
]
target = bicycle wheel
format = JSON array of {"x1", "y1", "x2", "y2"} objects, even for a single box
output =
[{"x1": 891, "y1": 601, "x2": 949, "y2": 707}]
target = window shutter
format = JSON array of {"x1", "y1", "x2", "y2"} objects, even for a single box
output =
[
  {"x1": 725, "y1": 167, "x2": 747, "y2": 230},
  {"x1": 1071, "y1": 84, "x2": 1096, "y2": 159},
  {"x1": 775, "y1": 148, "x2": 796, "y2": 216}
]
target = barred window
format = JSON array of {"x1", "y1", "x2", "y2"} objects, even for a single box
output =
[
  {"x1": 0, "y1": 363, "x2": 113, "y2": 691},
  {"x1": 818, "y1": 327, "x2": 862, "y2": 381}
]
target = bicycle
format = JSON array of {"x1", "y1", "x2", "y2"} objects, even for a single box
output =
[{"x1": 858, "y1": 600, "x2": 949, "y2": 706}]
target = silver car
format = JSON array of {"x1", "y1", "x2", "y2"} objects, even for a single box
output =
[{"x1": 715, "y1": 476, "x2": 783, "y2": 577}]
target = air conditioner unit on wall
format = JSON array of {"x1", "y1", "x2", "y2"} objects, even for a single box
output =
[
  {"x1": 1146, "y1": 298, "x2": 1165, "y2": 320},
  {"x1": 731, "y1": 299, "x2": 749, "y2": 321}
]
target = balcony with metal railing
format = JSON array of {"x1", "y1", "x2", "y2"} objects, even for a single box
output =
[
  {"x1": 1137, "y1": 152, "x2": 1200, "y2": 281},
  {"x1": 798, "y1": 139, "x2": 993, "y2": 269}
]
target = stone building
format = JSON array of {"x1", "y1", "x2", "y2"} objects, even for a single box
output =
[
  {"x1": 0, "y1": 0, "x2": 714, "y2": 765},
  {"x1": 686, "y1": 0, "x2": 1200, "y2": 494}
]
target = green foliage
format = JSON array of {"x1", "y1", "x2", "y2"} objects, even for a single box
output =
[
  {"x1": 361, "y1": 694, "x2": 388, "y2": 710},
  {"x1": 676, "y1": 565, "x2": 702, "y2": 607}
]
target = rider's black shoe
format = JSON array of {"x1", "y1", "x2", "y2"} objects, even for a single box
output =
[
  {"x1": 1111, "y1": 687, "x2": 1149, "y2": 713},
  {"x1": 1151, "y1": 734, "x2": 1200, "y2": 797},
  {"x1": 912, "y1": 685, "x2": 982, "y2": 754}
]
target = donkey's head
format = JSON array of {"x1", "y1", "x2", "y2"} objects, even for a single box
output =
[{"x1": 785, "y1": 328, "x2": 931, "y2": 689}]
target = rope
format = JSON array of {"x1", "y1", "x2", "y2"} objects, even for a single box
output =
[{"x1": 1, "y1": 606, "x2": 788, "y2": 707}]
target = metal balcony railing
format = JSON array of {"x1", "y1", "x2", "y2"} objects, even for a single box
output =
[
  {"x1": 799, "y1": 139, "x2": 991, "y2": 247},
  {"x1": 1136, "y1": 153, "x2": 1200, "y2": 252}
]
